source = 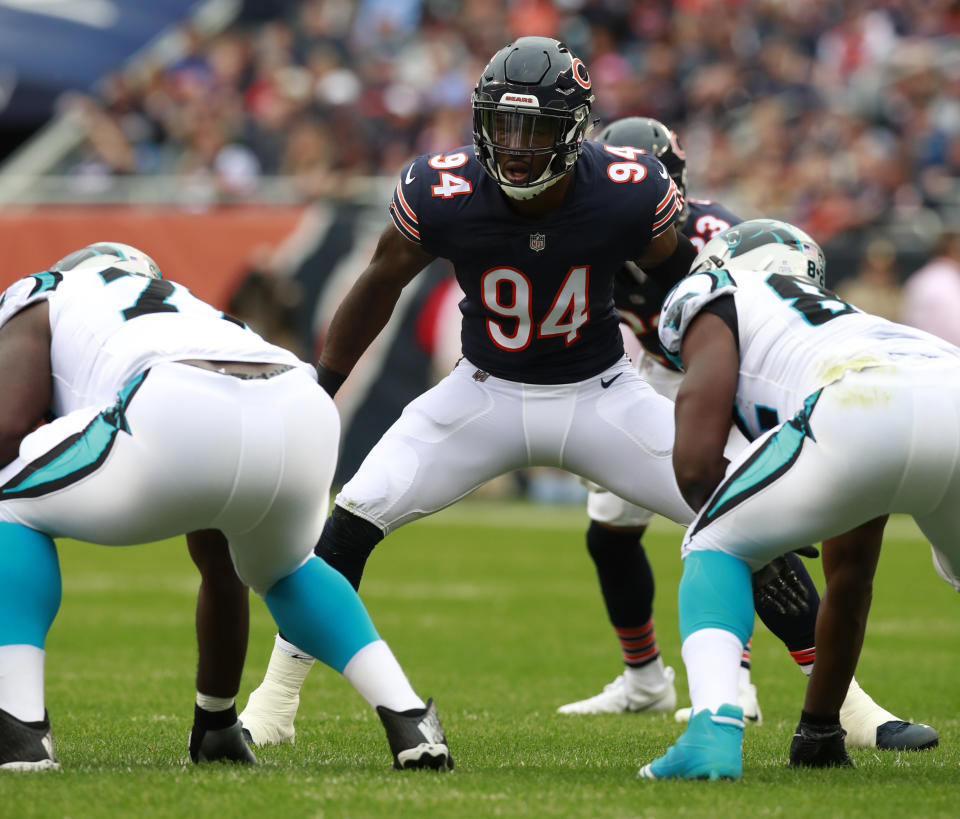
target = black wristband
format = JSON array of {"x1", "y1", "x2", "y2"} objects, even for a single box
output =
[{"x1": 315, "y1": 362, "x2": 347, "y2": 397}]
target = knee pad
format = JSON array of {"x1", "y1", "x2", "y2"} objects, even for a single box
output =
[
  {"x1": 678, "y1": 550, "x2": 753, "y2": 645},
  {"x1": 0, "y1": 524, "x2": 61, "y2": 648}
]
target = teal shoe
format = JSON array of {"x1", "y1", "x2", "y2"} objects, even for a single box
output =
[{"x1": 638, "y1": 704, "x2": 744, "y2": 781}]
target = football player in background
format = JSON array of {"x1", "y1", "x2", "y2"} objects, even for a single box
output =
[
  {"x1": 239, "y1": 36, "x2": 704, "y2": 746},
  {"x1": 639, "y1": 220, "x2": 950, "y2": 780},
  {"x1": 0, "y1": 242, "x2": 451, "y2": 772},
  {"x1": 559, "y1": 118, "x2": 935, "y2": 754}
]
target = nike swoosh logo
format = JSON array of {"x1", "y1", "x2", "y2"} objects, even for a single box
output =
[
  {"x1": 658, "y1": 165, "x2": 668, "y2": 179},
  {"x1": 600, "y1": 373, "x2": 622, "y2": 388},
  {"x1": 405, "y1": 164, "x2": 416, "y2": 184}
]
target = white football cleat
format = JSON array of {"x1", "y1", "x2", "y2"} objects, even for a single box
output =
[
  {"x1": 557, "y1": 666, "x2": 677, "y2": 715},
  {"x1": 675, "y1": 680, "x2": 762, "y2": 725}
]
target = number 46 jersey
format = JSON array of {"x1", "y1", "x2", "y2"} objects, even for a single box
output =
[
  {"x1": 389, "y1": 141, "x2": 681, "y2": 384},
  {"x1": 658, "y1": 267, "x2": 960, "y2": 441},
  {"x1": 0, "y1": 268, "x2": 310, "y2": 417}
]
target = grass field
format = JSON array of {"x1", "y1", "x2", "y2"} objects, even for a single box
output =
[{"x1": 2, "y1": 500, "x2": 958, "y2": 817}]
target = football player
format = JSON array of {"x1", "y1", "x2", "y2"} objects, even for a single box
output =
[
  {"x1": 239, "y1": 36, "x2": 705, "y2": 745},
  {"x1": 0, "y1": 242, "x2": 451, "y2": 772},
  {"x1": 559, "y1": 118, "x2": 935, "y2": 754},
  {"x1": 639, "y1": 219, "x2": 952, "y2": 780}
]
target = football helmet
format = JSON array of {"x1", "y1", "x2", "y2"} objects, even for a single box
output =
[
  {"x1": 472, "y1": 36, "x2": 594, "y2": 200},
  {"x1": 51, "y1": 241, "x2": 162, "y2": 279},
  {"x1": 690, "y1": 219, "x2": 826, "y2": 287},
  {"x1": 596, "y1": 116, "x2": 688, "y2": 227}
]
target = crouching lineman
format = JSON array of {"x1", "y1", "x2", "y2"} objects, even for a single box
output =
[
  {"x1": 561, "y1": 117, "x2": 937, "y2": 753},
  {"x1": 638, "y1": 220, "x2": 948, "y2": 780},
  {"x1": 0, "y1": 242, "x2": 452, "y2": 772}
]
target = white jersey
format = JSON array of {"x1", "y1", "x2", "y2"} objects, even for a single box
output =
[
  {"x1": 659, "y1": 268, "x2": 960, "y2": 441},
  {"x1": 0, "y1": 267, "x2": 312, "y2": 416}
]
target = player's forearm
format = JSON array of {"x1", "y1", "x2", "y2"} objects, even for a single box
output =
[
  {"x1": 803, "y1": 518, "x2": 885, "y2": 716},
  {"x1": 319, "y1": 272, "x2": 404, "y2": 378}
]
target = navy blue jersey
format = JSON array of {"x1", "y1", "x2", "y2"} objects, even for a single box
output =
[
  {"x1": 389, "y1": 141, "x2": 681, "y2": 383},
  {"x1": 613, "y1": 198, "x2": 741, "y2": 369}
]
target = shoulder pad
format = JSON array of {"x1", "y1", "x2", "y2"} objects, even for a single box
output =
[{"x1": 658, "y1": 269, "x2": 737, "y2": 357}]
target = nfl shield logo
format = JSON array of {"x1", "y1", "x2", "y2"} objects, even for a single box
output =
[{"x1": 529, "y1": 232, "x2": 546, "y2": 252}]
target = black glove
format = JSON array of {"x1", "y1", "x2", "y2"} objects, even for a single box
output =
[
  {"x1": 752, "y1": 555, "x2": 811, "y2": 616},
  {"x1": 793, "y1": 545, "x2": 820, "y2": 559}
]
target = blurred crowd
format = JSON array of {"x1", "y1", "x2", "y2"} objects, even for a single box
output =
[
  {"x1": 59, "y1": 1, "x2": 960, "y2": 238},
  {"x1": 40, "y1": 0, "x2": 960, "y2": 500}
]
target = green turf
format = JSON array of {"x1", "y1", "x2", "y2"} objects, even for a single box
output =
[{"x1": 2, "y1": 503, "x2": 957, "y2": 817}]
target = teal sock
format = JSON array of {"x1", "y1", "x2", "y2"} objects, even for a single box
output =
[
  {"x1": 0, "y1": 524, "x2": 60, "y2": 647},
  {"x1": 264, "y1": 556, "x2": 378, "y2": 673},
  {"x1": 678, "y1": 551, "x2": 753, "y2": 645}
]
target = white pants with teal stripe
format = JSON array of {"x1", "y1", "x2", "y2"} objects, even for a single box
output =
[
  {"x1": 681, "y1": 358, "x2": 960, "y2": 592},
  {"x1": 0, "y1": 362, "x2": 339, "y2": 596}
]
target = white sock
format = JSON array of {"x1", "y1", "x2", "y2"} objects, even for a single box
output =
[
  {"x1": 0, "y1": 644, "x2": 46, "y2": 722},
  {"x1": 260, "y1": 635, "x2": 314, "y2": 692},
  {"x1": 625, "y1": 656, "x2": 667, "y2": 688},
  {"x1": 342, "y1": 640, "x2": 424, "y2": 712},
  {"x1": 682, "y1": 628, "x2": 743, "y2": 716},
  {"x1": 275, "y1": 634, "x2": 314, "y2": 663},
  {"x1": 196, "y1": 693, "x2": 235, "y2": 712},
  {"x1": 738, "y1": 665, "x2": 752, "y2": 689}
]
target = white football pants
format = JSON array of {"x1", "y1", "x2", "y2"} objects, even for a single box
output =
[
  {"x1": 682, "y1": 358, "x2": 960, "y2": 591},
  {"x1": 0, "y1": 362, "x2": 338, "y2": 595},
  {"x1": 336, "y1": 355, "x2": 694, "y2": 534}
]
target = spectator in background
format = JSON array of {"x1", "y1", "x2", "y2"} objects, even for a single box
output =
[
  {"x1": 835, "y1": 236, "x2": 903, "y2": 322},
  {"x1": 900, "y1": 228, "x2": 960, "y2": 346}
]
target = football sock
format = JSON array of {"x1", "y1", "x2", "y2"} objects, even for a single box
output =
[
  {"x1": 615, "y1": 620, "x2": 661, "y2": 668},
  {"x1": 196, "y1": 693, "x2": 235, "y2": 712},
  {"x1": 741, "y1": 637, "x2": 753, "y2": 676},
  {"x1": 624, "y1": 655, "x2": 670, "y2": 688},
  {"x1": 682, "y1": 627, "x2": 743, "y2": 715},
  {"x1": 193, "y1": 702, "x2": 239, "y2": 731},
  {"x1": 264, "y1": 556, "x2": 378, "y2": 673},
  {"x1": 275, "y1": 634, "x2": 314, "y2": 662},
  {"x1": 0, "y1": 524, "x2": 59, "y2": 723},
  {"x1": 0, "y1": 524, "x2": 61, "y2": 648},
  {"x1": 794, "y1": 649, "x2": 816, "y2": 674},
  {"x1": 584, "y1": 521, "x2": 658, "y2": 667},
  {"x1": 677, "y1": 551, "x2": 754, "y2": 644},
  {"x1": 314, "y1": 505, "x2": 384, "y2": 590},
  {"x1": 0, "y1": 644, "x2": 45, "y2": 722},
  {"x1": 253, "y1": 635, "x2": 315, "y2": 696},
  {"x1": 755, "y1": 552, "x2": 820, "y2": 656},
  {"x1": 342, "y1": 640, "x2": 424, "y2": 712}
]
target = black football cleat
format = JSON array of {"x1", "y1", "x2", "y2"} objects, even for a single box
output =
[
  {"x1": 189, "y1": 705, "x2": 257, "y2": 764},
  {"x1": 0, "y1": 707, "x2": 60, "y2": 771},
  {"x1": 876, "y1": 720, "x2": 939, "y2": 751},
  {"x1": 789, "y1": 720, "x2": 855, "y2": 768},
  {"x1": 376, "y1": 698, "x2": 453, "y2": 771}
]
